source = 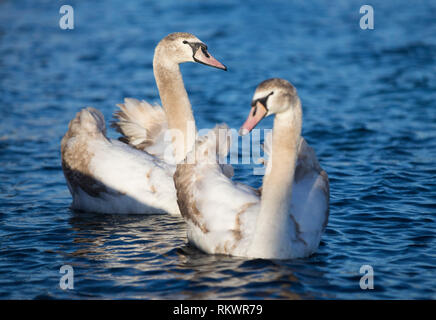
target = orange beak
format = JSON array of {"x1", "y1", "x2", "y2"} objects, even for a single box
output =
[
  {"x1": 239, "y1": 101, "x2": 268, "y2": 136},
  {"x1": 193, "y1": 47, "x2": 227, "y2": 71}
]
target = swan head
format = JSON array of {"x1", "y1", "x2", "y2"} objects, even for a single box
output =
[
  {"x1": 155, "y1": 32, "x2": 227, "y2": 70},
  {"x1": 239, "y1": 78, "x2": 299, "y2": 135}
]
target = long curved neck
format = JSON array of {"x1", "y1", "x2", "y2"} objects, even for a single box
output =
[
  {"x1": 249, "y1": 100, "x2": 302, "y2": 258},
  {"x1": 153, "y1": 53, "x2": 196, "y2": 161}
]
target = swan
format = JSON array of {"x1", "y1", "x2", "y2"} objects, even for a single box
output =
[
  {"x1": 174, "y1": 78, "x2": 330, "y2": 259},
  {"x1": 61, "y1": 32, "x2": 227, "y2": 214}
]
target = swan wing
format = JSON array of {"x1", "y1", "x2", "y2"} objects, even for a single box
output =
[
  {"x1": 111, "y1": 98, "x2": 173, "y2": 161},
  {"x1": 174, "y1": 125, "x2": 260, "y2": 255},
  {"x1": 62, "y1": 107, "x2": 179, "y2": 215},
  {"x1": 291, "y1": 138, "x2": 330, "y2": 251}
]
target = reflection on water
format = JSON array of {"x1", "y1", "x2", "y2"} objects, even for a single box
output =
[
  {"x1": 66, "y1": 213, "x2": 319, "y2": 299},
  {"x1": 0, "y1": 0, "x2": 435, "y2": 299}
]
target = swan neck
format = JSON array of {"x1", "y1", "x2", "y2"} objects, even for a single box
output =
[
  {"x1": 153, "y1": 52, "x2": 196, "y2": 161},
  {"x1": 249, "y1": 101, "x2": 302, "y2": 258}
]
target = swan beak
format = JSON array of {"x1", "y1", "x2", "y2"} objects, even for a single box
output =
[
  {"x1": 239, "y1": 101, "x2": 268, "y2": 136},
  {"x1": 193, "y1": 47, "x2": 227, "y2": 71}
]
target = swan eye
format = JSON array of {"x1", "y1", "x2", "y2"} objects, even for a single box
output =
[
  {"x1": 251, "y1": 91, "x2": 274, "y2": 112},
  {"x1": 183, "y1": 40, "x2": 188, "y2": 44},
  {"x1": 201, "y1": 46, "x2": 210, "y2": 58}
]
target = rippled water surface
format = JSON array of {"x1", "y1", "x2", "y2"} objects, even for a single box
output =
[{"x1": 0, "y1": 0, "x2": 435, "y2": 299}]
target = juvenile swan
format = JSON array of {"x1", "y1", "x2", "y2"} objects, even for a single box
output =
[
  {"x1": 174, "y1": 78, "x2": 329, "y2": 259},
  {"x1": 61, "y1": 33, "x2": 226, "y2": 214}
]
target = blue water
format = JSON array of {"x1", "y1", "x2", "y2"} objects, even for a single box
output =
[{"x1": 0, "y1": 0, "x2": 435, "y2": 299}]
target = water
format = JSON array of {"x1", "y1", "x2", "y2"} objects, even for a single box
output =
[{"x1": 0, "y1": 0, "x2": 435, "y2": 299}]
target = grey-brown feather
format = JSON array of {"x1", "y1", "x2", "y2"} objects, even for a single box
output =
[{"x1": 61, "y1": 108, "x2": 116, "y2": 198}]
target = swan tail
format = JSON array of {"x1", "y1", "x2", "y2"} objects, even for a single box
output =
[
  {"x1": 61, "y1": 107, "x2": 109, "y2": 198},
  {"x1": 111, "y1": 98, "x2": 167, "y2": 150},
  {"x1": 63, "y1": 107, "x2": 106, "y2": 140},
  {"x1": 61, "y1": 107, "x2": 106, "y2": 172}
]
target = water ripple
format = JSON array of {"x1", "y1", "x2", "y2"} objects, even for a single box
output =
[{"x1": 0, "y1": 0, "x2": 435, "y2": 299}]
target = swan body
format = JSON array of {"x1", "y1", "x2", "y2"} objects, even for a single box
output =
[
  {"x1": 174, "y1": 79, "x2": 329, "y2": 259},
  {"x1": 61, "y1": 33, "x2": 227, "y2": 214}
]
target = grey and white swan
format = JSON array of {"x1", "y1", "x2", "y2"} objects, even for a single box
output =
[
  {"x1": 174, "y1": 78, "x2": 330, "y2": 259},
  {"x1": 61, "y1": 32, "x2": 227, "y2": 214}
]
